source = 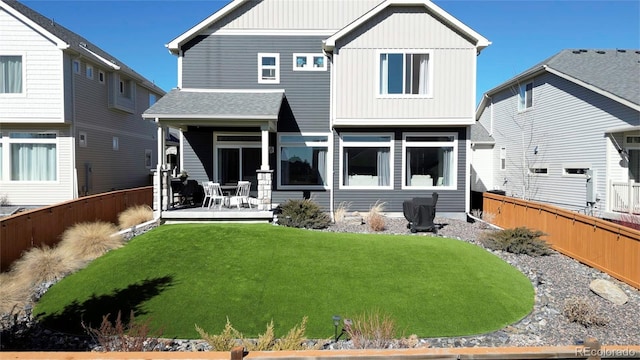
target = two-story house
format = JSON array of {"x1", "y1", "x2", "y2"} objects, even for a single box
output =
[
  {"x1": 474, "y1": 49, "x2": 640, "y2": 221},
  {"x1": 144, "y1": 0, "x2": 490, "y2": 219},
  {"x1": 0, "y1": 0, "x2": 165, "y2": 206}
]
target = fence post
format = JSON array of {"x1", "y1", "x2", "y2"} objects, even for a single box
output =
[
  {"x1": 629, "y1": 180, "x2": 635, "y2": 214},
  {"x1": 230, "y1": 346, "x2": 245, "y2": 360}
]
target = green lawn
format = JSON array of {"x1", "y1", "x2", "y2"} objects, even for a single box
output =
[{"x1": 34, "y1": 223, "x2": 534, "y2": 339}]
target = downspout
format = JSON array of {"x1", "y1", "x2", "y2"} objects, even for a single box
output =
[
  {"x1": 70, "y1": 55, "x2": 78, "y2": 199},
  {"x1": 155, "y1": 119, "x2": 164, "y2": 220},
  {"x1": 324, "y1": 47, "x2": 335, "y2": 221}
]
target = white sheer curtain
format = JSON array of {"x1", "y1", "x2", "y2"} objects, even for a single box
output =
[
  {"x1": 406, "y1": 149, "x2": 412, "y2": 186},
  {"x1": 442, "y1": 147, "x2": 453, "y2": 186},
  {"x1": 377, "y1": 148, "x2": 390, "y2": 186},
  {"x1": 316, "y1": 148, "x2": 326, "y2": 186},
  {"x1": 380, "y1": 54, "x2": 388, "y2": 94},
  {"x1": 11, "y1": 144, "x2": 56, "y2": 181},
  {"x1": 0, "y1": 56, "x2": 22, "y2": 93},
  {"x1": 418, "y1": 55, "x2": 428, "y2": 94},
  {"x1": 343, "y1": 151, "x2": 350, "y2": 186}
]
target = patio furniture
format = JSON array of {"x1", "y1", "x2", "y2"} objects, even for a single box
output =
[
  {"x1": 227, "y1": 181, "x2": 252, "y2": 208},
  {"x1": 202, "y1": 182, "x2": 226, "y2": 210},
  {"x1": 402, "y1": 192, "x2": 438, "y2": 233}
]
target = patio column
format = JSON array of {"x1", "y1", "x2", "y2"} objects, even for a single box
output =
[
  {"x1": 256, "y1": 169, "x2": 273, "y2": 211},
  {"x1": 261, "y1": 125, "x2": 270, "y2": 171}
]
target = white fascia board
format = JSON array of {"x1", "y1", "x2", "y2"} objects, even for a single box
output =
[
  {"x1": 545, "y1": 67, "x2": 640, "y2": 112},
  {"x1": 333, "y1": 117, "x2": 475, "y2": 126},
  {"x1": 142, "y1": 114, "x2": 279, "y2": 120},
  {"x1": 165, "y1": 0, "x2": 248, "y2": 54},
  {"x1": 604, "y1": 125, "x2": 640, "y2": 133},
  {"x1": 324, "y1": 0, "x2": 490, "y2": 52},
  {"x1": 180, "y1": 88, "x2": 285, "y2": 94},
  {"x1": 1, "y1": 2, "x2": 69, "y2": 49},
  {"x1": 80, "y1": 46, "x2": 120, "y2": 70}
]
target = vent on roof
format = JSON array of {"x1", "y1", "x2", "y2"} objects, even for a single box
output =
[
  {"x1": 636, "y1": 51, "x2": 640, "y2": 54},
  {"x1": 596, "y1": 50, "x2": 605, "y2": 54},
  {"x1": 572, "y1": 50, "x2": 581, "y2": 54},
  {"x1": 79, "y1": 42, "x2": 87, "y2": 48},
  {"x1": 617, "y1": 49, "x2": 626, "y2": 53},
  {"x1": 580, "y1": 49, "x2": 588, "y2": 52}
]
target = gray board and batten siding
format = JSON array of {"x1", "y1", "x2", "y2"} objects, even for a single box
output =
[
  {"x1": 182, "y1": 34, "x2": 330, "y2": 133},
  {"x1": 332, "y1": 128, "x2": 468, "y2": 214}
]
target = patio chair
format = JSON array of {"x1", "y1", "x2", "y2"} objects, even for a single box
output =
[
  {"x1": 228, "y1": 181, "x2": 251, "y2": 209},
  {"x1": 202, "y1": 182, "x2": 226, "y2": 210}
]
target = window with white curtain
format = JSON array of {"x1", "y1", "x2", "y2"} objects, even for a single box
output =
[
  {"x1": 518, "y1": 82, "x2": 533, "y2": 111},
  {"x1": 340, "y1": 134, "x2": 393, "y2": 188},
  {"x1": 9, "y1": 132, "x2": 57, "y2": 181},
  {"x1": 278, "y1": 134, "x2": 329, "y2": 188},
  {"x1": 379, "y1": 51, "x2": 432, "y2": 97},
  {"x1": 402, "y1": 133, "x2": 457, "y2": 189},
  {"x1": 0, "y1": 55, "x2": 23, "y2": 94}
]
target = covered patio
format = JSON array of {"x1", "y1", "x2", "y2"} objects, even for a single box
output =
[{"x1": 143, "y1": 88, "x2": 285, "y2": 221}]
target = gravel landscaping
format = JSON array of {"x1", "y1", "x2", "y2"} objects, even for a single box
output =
[{"x1": 2, "y1": 215, "x2": 638, "y2": 351}]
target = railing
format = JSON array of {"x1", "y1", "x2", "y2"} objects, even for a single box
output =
[
  {"x1": 483, "y1": 192, "x2": 640, "y2": 289},
  {"x1": 0, "y1": 187, "x2": 152, "y2": 272},
  {"x1": 611, "y1": 180, "x2": 640, "y2": 214}
]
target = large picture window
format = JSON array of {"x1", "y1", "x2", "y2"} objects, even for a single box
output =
[
  {"x1": 379, "y1": 51, "x2": 431, "y2": 97},
  {"x1": 8, "y1": 132, "x2": 57, "y2": 181},
  {"x1": 402, "y1": 133, "x2": 457, "y2": 189},
  {"x1": 0, "y1": 55, "x2": 23, "y2": 94},
  {"x1": 340, "y1": 134, "x2": 393, "y2": 188},
  {"x1": 278, "y1": 134, "x2": 329, "y2": 188}
]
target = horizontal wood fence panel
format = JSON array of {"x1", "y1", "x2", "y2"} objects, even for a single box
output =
[
  {"x1": 0, "y1": 187, "x2": 152, "y2": 272},
  {"x1": 483, "y1": 192, "x2": 640, "y2": 289}
]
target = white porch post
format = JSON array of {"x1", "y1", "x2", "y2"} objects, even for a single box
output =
[
  {"x1": 261, "y1": 125, "x2": 270, "y2": 171},
  {"x1": 154, "y1": 122, "x2": 166, "y2": 218}
]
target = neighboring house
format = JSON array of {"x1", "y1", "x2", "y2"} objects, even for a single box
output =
[
  {"x1": 0, "y1": 0, "x2": 165, "y2": 206},
  {"x1": 474, "y1": 49, "x2": 640, "y2": 220},
  {"x1": 144, "y1": 0, "x2": 490, "y2": 218}
]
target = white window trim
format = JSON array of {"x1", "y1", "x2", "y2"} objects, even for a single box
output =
[
  {"x1": 73, "y1": 59, "x2": 81, "y2": 74},
  {"x1": 98, "y1": 70, "x2": 105, "y2": 84},
  {"x1": 528, "y1": 164, "x2": 549, "y2": 176},
  {"x1": 78, "y1": 131, "x2": 87, "y2": 147},
  {"x1": 518, "y1": 81, "x2": 534, "y2": 112},
  {"x1": 0, "y1": 53, "x2": 26, "y2": 97},
  {"x1": 258, "y1": 53, "x2": 280, "y2": 84},
  {"x1": 86, "y1": 64, "x2": 94, "y2": 80},
  {"x1": 376, "y1": 49, "x2": 434, "y2": 99},
  {"x1": 213, "y1": 132, "x2": 262, "y2": 184},
  {"x1": 339, "y1": 132, "x2": 394, "y2": 190},
  {"x1": 112, "y1": 136, "x2": 119, "y2": 151},
  {"x1": 562, "y1": 163, "x2": 591, "y2": 177},
  {"x1": 292, "y1": 53, "x2": 327, "y2": 71},
  {"x1": 277, "y1": 132, "x2": 331, "y2": 190},
  {"x1": 5, "y1": 131, "x2": 59, "y2": 183},
  {"x1": 401, "y1": 132, "x2": 458, "y2": 190}
]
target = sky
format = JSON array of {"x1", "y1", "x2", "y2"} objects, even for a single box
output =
[{"x1": 20, "y1": 0, "x2": 640, "y2": 105}]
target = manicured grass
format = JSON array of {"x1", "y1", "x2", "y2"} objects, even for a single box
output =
[{"x1": 34, "y1": 224, "x2": 534, "y2": 339}]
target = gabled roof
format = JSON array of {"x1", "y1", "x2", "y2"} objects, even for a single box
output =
[
  {"x1": 0, "y1": 0, "x2": 165, "y2": 94},
  {"x1": 476, "y1": 49, "x2": 640, "y2": 117},
  {"x1": 470, "y1": 122, "x2": 494, "y2": 144},
  {"x1": 323, "y1": 0, "x2": 490, "y2": 52},
  {"x1": 142, "y1": 88, "x2": 284, "y2": 120}
]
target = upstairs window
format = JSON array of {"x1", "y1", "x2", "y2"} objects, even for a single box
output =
[
  {"x1": 293, "y1": 54, "x2": 326, "y2": 71},
  {"x1": 86, "y1": 64, "x2": 94, "y2": 79},
  {"x1": 519, "y1": 82, "x2": 533, "y2": 111},
  {"x1": 73, "y1": 59, "x2": 81, "y2": 74},
  {"x1": 258, "y1": 53, "x2": 279, "y2": 84},
  {"x1": 119, "y1": 76, "x2": 133, "y2": 99},
  {"x1": 0, "y1": 55, "x2": 23, "y2": 94},
  {"x1": 98, "y1": 70, "x2": 105, "y2": 84},
  {"x1": 379, "y1": 51, "x2": 432, "y2": 97}
]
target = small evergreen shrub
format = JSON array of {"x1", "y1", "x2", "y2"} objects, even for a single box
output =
[
  {"x1": 195, "y1": 318, "x2": 242, "y2": 351},
  {"x1": 118, "y1": 205, "x2": 153, "y2": 229},
  {"x1": 271, "y1": 316, "x2": 308, "y2": 351},
  {"x1": 278, "y1": 199, "x2": 331, "y2": 229},
  {"x1": 480, "y1": 227, "x2": 552, "y2": 256},
  {"x1": 563, "y1": 297, "x2": 608, "y2": 327}
]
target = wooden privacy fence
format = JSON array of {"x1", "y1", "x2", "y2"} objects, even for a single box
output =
[
  {"x1": 0, "y1": 187, "x2": 153, "y2": 272},
  {"x1": 483, "y1": 192, "x2": 640, "y2": 289}
]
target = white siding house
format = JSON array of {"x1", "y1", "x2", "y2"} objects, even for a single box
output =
[
  {"x1": 0, "y1": 0, "x2": 165, "y2": 206},
  {"x1": 474, "y1": 49, "x2": 640, "y2": 221}
]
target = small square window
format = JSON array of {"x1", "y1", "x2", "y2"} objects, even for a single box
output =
[
  {"x1": 86, "y1": 65, "x2": 93, "y2": 79},
  {"x1": 98, "y1": 70, "x2": 105, "y2": 84},
  {"x1": 79, "y1": 131, "x2": 87, "y2": 147},
  {"x1": 258, "y1": 53, "x2": 279, "y2": 84},
  {"x1": 292, "y1": 53, "x2": 327, "y2": 71}
]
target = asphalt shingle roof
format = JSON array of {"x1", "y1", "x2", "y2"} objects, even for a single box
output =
[
  {"x1": 470, "y1": 122, "x2": 494, "y2": 143},
  {"x1": 142, "y1": 89, "x2": 284, "y2": 119}
]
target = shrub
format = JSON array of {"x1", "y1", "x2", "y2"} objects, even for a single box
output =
[
  {"x1": 344, "y1": 309, "x2": 399, "y2": 349},
  {"x1": 278, "y1": 199, "x2": 331, "y2": 229},
  {"x1": 243, "y1": 320, "x2": 275, "y2": 351},
  {"x1": 83, "y1": 310, "x2": 163, "y2": 351},
  {"x1": 366, "y1": 201, "x2": 386, "y2": 232},
  {"x1": 479, "y1": 227, "x2": 552, "y2": 256},
  {"x1": 195, "y1": 318, "x2": 242, "y2": 351},
  {"x1": 9, "y1": 245, "x2": 85, "y2": 287},
  {"x1": 0, "y1": 273, "x2": 31, "y2": 315},
  {"x1": 118, "y1": 205, "x2": 153, "y2": 230},
  {"x1": 272, "y1": 317, "x2": 308, "y2": 351},
  {"x1": 58, "y1": 221, "x2": 124, "y2": 262},
  {"x1": 0, "y1": 193, "x2": 10, "y2": 206},
  {"x1": 563, "y1": 297, "x2": 608, "y2": 327}
]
